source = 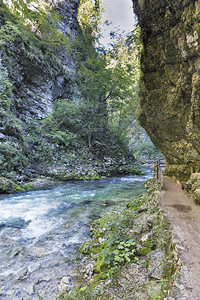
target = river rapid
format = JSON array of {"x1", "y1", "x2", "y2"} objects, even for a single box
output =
[{"x1": 0, "y1": 170, "x2": 152, "y2": 299}]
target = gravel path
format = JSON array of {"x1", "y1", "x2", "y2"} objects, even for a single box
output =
[{"x1": 161, "y1": 176, "x2": 200, "y2": 300}]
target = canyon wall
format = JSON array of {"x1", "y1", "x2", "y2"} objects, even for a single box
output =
[
  {"x1": 0, "y1": 0, "x2": 135, "y2": 186},
  {"x1": 0, "y1": 0, "x2": 80, "y2": 180},
  {"x1": 1, "y1": 0, "x2": 79, "y2": 121},
  {"x1": 133, "y1": 0, "x2": 200, "y2": 181}
]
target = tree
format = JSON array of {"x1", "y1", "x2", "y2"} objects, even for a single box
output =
[
  {"x1": 106, "y1": 27, "x2": 142, "y2": 143},
  {"x1": 2, "y1": 0, "x2": 68, "y2": 51}
]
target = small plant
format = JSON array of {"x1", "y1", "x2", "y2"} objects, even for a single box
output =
[
  {"x1": 89, "y1": 218, "x2": 139, "y2": 279},
  {"x1": 127, "y1": 193, "x2": 149, "y2": 211},
  {"x1": 103, "y1": 237, "x2": 137, "y2": 267}
]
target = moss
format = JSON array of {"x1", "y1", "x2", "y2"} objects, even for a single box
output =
[
  {"x1": 143, "y1": 239, "x2": 153, "y2": 249},
  {"x1": 0, "y1": 177, "x2": 24, "y2": 194},
  {"x1": 23, "y1": 184, "x2": 33, "y2": 190},
  {"x1": 80, "y1": 240, "x2": 92, "y2": 254},
  {"x1": 94, "y1": 258, "x2": 107, "y2": 274},
  {"x1": 137, "y1": 247, "x2": 152, "y2": 256},
  {"x1": 116, "y1": 165, "x2": 144, "y2": 175},
  {"x1": 96, "y1": 272, "x2": 107, "y2": 280}
]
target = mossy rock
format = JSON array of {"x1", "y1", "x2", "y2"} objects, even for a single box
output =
[
  {"x1": 116, "y1": 165, "x2": 143, "y2": 175},
  {"x1": 0, "y1": 177, "x2": 24, "y2": 194},
  {"x1": 143, "y1": 239, "x2": 154, "y2": 249},
  {"x1": 94, "y1": 259, "x2": 107, "y2": 274},
  {"x1": 80, "y1": 239, "x2": 104, "y2": 255},
  {"x1": 80, "y1": 240, "x2": 95, "y2": 255},
  {"x1": 94, "y1": 272, "x2": 107, "y2": 280},
  {"x1": 61, "y1": 174, "x2": 75, "y2": 181},
  {"x1": 137, "y1": 247, "x2": 152, "y2": 256}
]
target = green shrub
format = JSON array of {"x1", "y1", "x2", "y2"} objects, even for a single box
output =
[
  {"x1": 0, "y1": 70, "x2": 12, "y2": 110},
  {"x1": 0, "y1": 141, "x2": 28, "y2": 174}
]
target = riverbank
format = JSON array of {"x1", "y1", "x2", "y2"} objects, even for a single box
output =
[
  {"x1": 0, "y1": 172, "x2": 150, "y2": 299},
  {"x1": 59, "y1": 178, "x2": 179, "y2": 299},
  {"x1": 0, "y1": 161, "x2": 144, "y2": 194}
]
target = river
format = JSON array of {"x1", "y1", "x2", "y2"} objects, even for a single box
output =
[{"x1": 0, "y1": 170, "x2": 152, "y2": 299}]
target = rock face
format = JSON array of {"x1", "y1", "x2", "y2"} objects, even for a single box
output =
[
  {"x1": 186, "y1": 172, "x2": 200, "y2": 204},
  {"x1": 1, "y1": 0, "x2": 79, "y2": 122},
  {"x1": 0, "y1": 0, "x2": 80, "y2": 180},
  {"x1": 133, "y1": 0, "x2": 200, "y2": 181}
]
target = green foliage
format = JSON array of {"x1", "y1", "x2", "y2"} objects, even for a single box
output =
[
  {"x1": 0, "y1": 70, "x2": 28, "y2": 177},
  {"x1": 41, "y1": 100, "x2": 82, "y2": 149},
  {"x1": 83, "y1": 210, "x2": 140, "y2": 278},
  {"x1": 25, "y1": 119, "x2": 55, "y2": 168},
  {"x1": 102, "y1": 234, "x2": 137, "y2": 267},
  {"x1": 0, "y1": 0, "x2": 146, "y2": 179},
  {"x1": 70, "y1": 25, "x2": 141, "y2": 156},
  {"x1": 106, "y1": 27, "x2": 142, "y2": 145},
  {"x1": 3, "y1": 115, "x2": 24, "y2": 141},
  {"x1": 1, "y1": 0, "x2": 68, "y2": 51},
  {"x1": 0, "y1": 18, "x2": 65, "y2": 79},
  {"x1": 132, "y1": 138, "x2": 160, "y2": 158},
  {"x1": 69, "y1": 24, "x2": 142, "y2": 158},
  {"x1": 0, "y1": 70, "x2": 12, "y2": 109},
  {"x1": 0, "y1": 140, "x2": 28, "y2": 176},
  {"x1": 78, "y1": 56, "x2": 111, "y2": 103},
  {"x1": 41, "y1": 98, "x2": 125, "y2": 158},
  {"x1": 51, "y1": 100, "x2": 82, "y2": 132},
  {"x1": 127, "y1": 193, "x2": 149, "y2": 211},
  {"x1": 78, "y1": 0, "x2": 102, "y2": 40}
]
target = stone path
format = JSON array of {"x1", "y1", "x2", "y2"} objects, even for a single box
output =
[{"x1": 161, "y1": 176, "x2": 200, "y2": 300}]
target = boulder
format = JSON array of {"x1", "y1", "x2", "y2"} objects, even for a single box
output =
[
  {"x1": 0, "y1": 177, "x2": 24, "y2": 194},
  {"x1": 186, "y1": 173, "x2": 200, "y2": 204},
  {"x1": 147, "y1": 249, "x2": 165, "y2": 280},
  {"x1": 194, "y1": 189, "x2": 200, "y2": 205}
]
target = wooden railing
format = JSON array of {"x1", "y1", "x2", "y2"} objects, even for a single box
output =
[{"x1": 152, "y1": 159, "x2": 165, "y2": 188}]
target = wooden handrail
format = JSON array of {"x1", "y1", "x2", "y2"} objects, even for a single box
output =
[{"x1": 152, "y1": 159, "x2": 165, "y2": 188}]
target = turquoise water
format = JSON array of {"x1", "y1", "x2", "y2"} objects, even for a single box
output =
[{"x1": 0, "y1": 170, "x2": 152, "y2": 299}]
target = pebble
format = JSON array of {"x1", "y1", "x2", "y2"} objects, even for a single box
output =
[
  {"x1": 58, "y1": 276, "x2": 72, "y2": 293},
  {"x1": 28, "y1": 262, "x2": 41, "y2": 273},
  {"x1": 84, "y1": 264, "x2": 94, "y2": 279},
  {"x1": 23, "y1": 283, "x2": 34, "y2": 295}
]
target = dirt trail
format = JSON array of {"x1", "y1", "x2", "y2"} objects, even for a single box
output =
[{"x1": 161, "y1": 176, "x2": 200, "y2": 300}]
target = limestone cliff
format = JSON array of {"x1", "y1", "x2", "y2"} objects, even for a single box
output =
[
  {"x1": 0, "y1": 0, "x2": 80, "y2": 180},
  {"x1": 1, "y1": 0, "x2": 79, "y2": 121},
  {"x1": 133, "y1": 0, "x2": 200, "y2": 181}
]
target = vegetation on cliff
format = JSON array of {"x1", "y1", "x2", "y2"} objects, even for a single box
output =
[{"x1": 0, "y1": 0, "x2": 161, "y2": 195}]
